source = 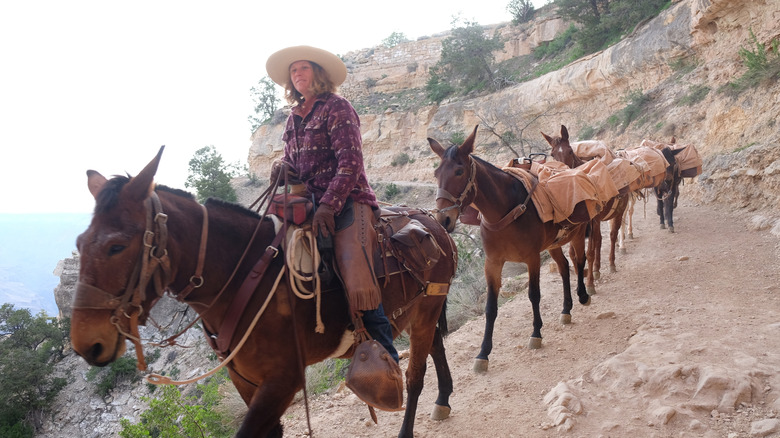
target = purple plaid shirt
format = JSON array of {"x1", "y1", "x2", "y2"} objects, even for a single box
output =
[{"x1": 281, "y1": 93, "x2": 377, "y2": 214}]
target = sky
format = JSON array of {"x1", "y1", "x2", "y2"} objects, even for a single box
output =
[{"x1": 0, "y1": 0, "x2": 546, "y2": 214}]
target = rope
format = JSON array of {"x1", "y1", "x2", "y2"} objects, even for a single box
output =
[
  {"x1": 145, "y1": 265, "x2": 287, "y2": 386},
  {"x1": 285, "y1": 227, "x2": 325, "y2": 333}
]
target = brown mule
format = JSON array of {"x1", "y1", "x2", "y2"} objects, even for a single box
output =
[
  {"x1": 429, "y1": 126, "x2": 590, "y2": 373},
  {"x1": 542, "y1": 124, "x2": 630, "y2": 295},
  {"x1": 70, "y1": 146, "x2": 458, "y2": 438}
]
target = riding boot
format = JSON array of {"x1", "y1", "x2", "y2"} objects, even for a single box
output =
[{"x1": 361, "y1": 304, "x2": 399, "y2": 363}]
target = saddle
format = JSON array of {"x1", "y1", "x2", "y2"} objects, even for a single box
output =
[{"x1": 275, "y1": 205, "x2": 448, "y2": 295}]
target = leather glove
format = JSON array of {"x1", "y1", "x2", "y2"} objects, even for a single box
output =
[
  {"x1": 269, "y1": 160, "x2": 285, "y2": 186},
  {"x1": 312, "y1": 204, "x2": 336, "y2": 238}
]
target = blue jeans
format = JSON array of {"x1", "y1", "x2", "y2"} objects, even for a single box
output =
[{"x1": 361, "y1": 303, "x2": 399, "y2": 363}]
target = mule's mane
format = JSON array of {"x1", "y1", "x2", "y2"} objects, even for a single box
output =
[
  {"x1": 95, "y1": 175, "x2": 195, "y2": 214},
  {"x1": 94, "y1": 174, "x2": 264, "y2": 221},
  {"x1": 204, "y1": 197, "x2": 262, "y2": 220},
  {"x1": 441, "y1": 145, "x2": 497, "y2": 171}
]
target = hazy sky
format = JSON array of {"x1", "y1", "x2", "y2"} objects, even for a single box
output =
[{"x1": 0, "y1": 0, "x2": 546, "y2": 214}]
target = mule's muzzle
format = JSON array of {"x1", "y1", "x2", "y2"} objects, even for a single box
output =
[{"x1": 70, "y1": 308, "x2": 127, "y2": 367}]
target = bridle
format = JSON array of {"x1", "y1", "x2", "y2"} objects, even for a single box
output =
[
  {"x1": 72, "y1": 192, "x2": 208, "y2": 370},
  {"x1": 435, "y1": 158, "x2": 478, "y2": 216},
  {"x1": 435, "y1": 155, "x2": 537, "y2": 231}
]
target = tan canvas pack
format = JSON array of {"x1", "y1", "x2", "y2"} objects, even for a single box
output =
[
  {"x1": 672, "y1": 143, "x2": 703, "y2": 177},
  {"x1": 606, "y1": 157, "x2": 642, "y2": 194},
  {"x1": 503, "y1": 159, "x2": 616, "y2": 224},
  {"x1": 571, "y1": 140, "x2": 616, "y2": 165},
  {"x1": 617, "y1": 147, "x2": 669, "y2": 189}
]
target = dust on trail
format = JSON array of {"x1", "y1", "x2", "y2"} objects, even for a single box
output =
[{"x1": 281, "y1": 197, "x2": 780, "y2": 438}]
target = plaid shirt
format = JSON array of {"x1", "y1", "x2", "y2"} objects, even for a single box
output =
[{"x1": 281, "y1": 93, "x2": 377, "y2": 214}]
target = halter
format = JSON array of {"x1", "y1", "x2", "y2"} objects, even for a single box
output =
[
  {"x1": 72, "y1": 192, "x2": 208, "y2": 370},
  {"x1": 436, "y1": 158, "x2": 478, "y2": 215}
]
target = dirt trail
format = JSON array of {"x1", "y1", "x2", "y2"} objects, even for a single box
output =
[{"x1": 281, "y1": 197, "x2": 780, "y2": 438}]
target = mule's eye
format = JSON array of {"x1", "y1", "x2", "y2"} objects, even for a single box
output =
[
  {"x1": 455, "y1": 168, "x2": 464, "y2": 176},
  {"x1": 108, "y1": 245, "x2": 126, "y2": 256}
]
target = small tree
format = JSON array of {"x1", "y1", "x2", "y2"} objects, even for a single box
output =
[
  {"x1": 507, "y1": 0, "x2": 535, "y2": 24},
  {"x1": 432, "y1": 19, "x2": 506, "y2": 97},
  {"x1": 0, "y1": 304, "x2": 68, "y2": 437},
  {"x1": 382, "y1": 31, "x2": 409, "y2": 48},
  {"x1": 185, "y1": 146, "x2": 239, "y2": 203},
  {"x1": 248, "y1": 76, "x2": 280, "y2": 133}
]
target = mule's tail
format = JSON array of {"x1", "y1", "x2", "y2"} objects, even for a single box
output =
[{"x1": 437, "y1": 297, "x2": 449, "y2": 338}]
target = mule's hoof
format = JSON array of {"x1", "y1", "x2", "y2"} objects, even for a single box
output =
[
  {"x1": 528, "y1": 337, "x2": 542, "y2": 349},
  {"x1": 586, "y1": 285, "x2": 596, "y2": 296},
  {"x1": 660, "y1": 224, "x2": 666, "y2": 230},
  {"x1": 593, "y1": 271, "x2": 601, "y2": 280},
  {"x1": 473, "y1": 358, "x2": 489, "y2": 373},
  {"x1": 669, "y1": 227, "x2": 675, "y2": 233},
  {"x1": 609, "y1": 265, "x2": 617, "y2": 273},
  {"x1": 560, "y1": 313, "x2": 572, "y2": 324},
  {"x1": 431, "y1": 404, "x2": 451, "y2": 421},
  {"x1": 582, "y1": 295, "x2": 591, "y2": 306},
  {"x1": 628, "y1": 233, "x2": 634, "y2": 239}
]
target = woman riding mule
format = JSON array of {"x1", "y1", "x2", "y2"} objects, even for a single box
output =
[
  {"x1": 70, "y1": 146, "x2": 457, "y2": 437},
  {"x1": 266, "y1": 45, "x2": 399, "y2": 363}
]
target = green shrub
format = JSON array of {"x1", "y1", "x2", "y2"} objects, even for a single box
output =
[
  {"x1": 305, "y1": 358, "x2": 350, "y2": 394},
  {"x1": 391, "y1": 153, "x2": 413, "y2": 167},
  {"x1": 678, "y1": 84, "x2": 710, "y2": 106},
  {"x1": 120, "y1": 370, "x2": 234, "y2": 438},
  {"x1": 384, "y1": 183, "x2": 401, "y2": 199},
  {"x1": 88, "y1": 356, "x2": 139, "y2": 397},
  {"x1": 425, "y1": 67, "x2": 455, "y2": 104},
  {"x1": 534, "y1": 25, "x2": 577, "y2": 60},
  {"x1": 449, "y1": 131, "x2": 466, "y2": 146},
  {"x1": 578, "y1": 125, "x2": 597, "y2": 140}
]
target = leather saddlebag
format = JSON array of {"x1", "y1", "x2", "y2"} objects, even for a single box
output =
[{"x1": 346, "y1": 340, "x2": 404, "y2": 411}]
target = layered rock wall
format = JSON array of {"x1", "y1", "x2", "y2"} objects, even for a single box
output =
[{"x1": 247, "y1": 0, "x2": 780, "y2": 216}]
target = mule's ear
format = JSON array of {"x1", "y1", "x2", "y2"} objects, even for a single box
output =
[
  {"x1": 560, "y1": 125, "x2": 569, "y2": 141},
  {"x1": 670, "y1": 136, "x2": 676, "y2": 144},
  {"x1": 541, "y1": 131, "x2": 554, "y2": 146},
  {"x1": 126, "y1": 146, "x2": 165, "y2": 202},
  {"x1": 459, "y1": 125, "x2": 479, "y2": 156},
  {"x1": 87, "y1": 170, "x2": 108, "y2": 200},
  {"x1": 428, "y1": 137, "x2": 446, "y2": 159}
]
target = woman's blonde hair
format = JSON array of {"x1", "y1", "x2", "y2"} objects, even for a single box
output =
[{"x1": 283, "y1": 61, "x2": 337, "y2": 105}]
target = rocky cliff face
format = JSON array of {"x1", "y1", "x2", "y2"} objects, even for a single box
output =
[{"x1": 248, "y1": 0, "x2": 780, "y2": 216}]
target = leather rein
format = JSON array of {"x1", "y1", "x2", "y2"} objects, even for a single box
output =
[{"x1": 435, "y1": 156, "x2": 537, "y2": 232}]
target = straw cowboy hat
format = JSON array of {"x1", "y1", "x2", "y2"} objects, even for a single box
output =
[{"x1": 266, "y1": 45, "x2": 347, "y2": 87}]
